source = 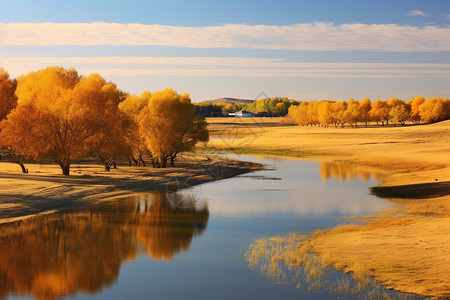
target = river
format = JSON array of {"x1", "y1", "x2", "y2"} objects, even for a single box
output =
[{"x1": 0, "y1": 154, "x2": 422, "y2": 299}]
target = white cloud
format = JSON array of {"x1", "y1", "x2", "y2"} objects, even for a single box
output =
[
  {"x1": 407, "y1": 10, "x2": 428, "y2": 17},
  {"x1": 443, "y1": 14, "x2": 450, "y2": 20},
  {"x1": 1, "y1": 22, "x2": 450, "y2": 51},
  {"x1": 2, "y1": 57, "x2": 449, "y2": 79}
]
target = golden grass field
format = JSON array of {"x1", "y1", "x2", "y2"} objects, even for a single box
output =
[{"x1": 207, "y1": 117, "x2": 450, "y2": 298}]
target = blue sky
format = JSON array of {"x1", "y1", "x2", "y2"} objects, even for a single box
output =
[{"x1": 1, "y1": 0, "x2": 449, "y2": 101}]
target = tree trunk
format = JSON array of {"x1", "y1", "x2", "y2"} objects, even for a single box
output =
[
  {"x1": 139, "y1": 155, "x2": 146, "y2": 167},
  {"x1": 113, "y1": 161, "x2": 117, "y2": 169},
  {"x1": 19, "y1": 163, "x2": 28, "y2": 174},
  {"x1": 59, "y1": 162, "x2": 70, "y2": 176},
  {"x1": 131, "y1": 156, "x2": 139, "y2": 166}
]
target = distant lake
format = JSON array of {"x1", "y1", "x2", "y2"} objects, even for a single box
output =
[{"x1": 0, "y1": 154, "x2": 422, "y2": 299}]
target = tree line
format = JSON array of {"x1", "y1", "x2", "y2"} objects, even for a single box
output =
[
  {"x1": 0, "y1": 67, "x2": 209, "y2": 175},
  {"x1": 195, "y1": 97, "x2": 301, "y2": 117},
  {"x1": 288, "y1": 97, "x2": 450, "y2": 127}
]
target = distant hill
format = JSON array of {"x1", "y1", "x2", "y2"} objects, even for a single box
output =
[{"x1": 197, "y1": 97, "x2": 255, "y2": 104}]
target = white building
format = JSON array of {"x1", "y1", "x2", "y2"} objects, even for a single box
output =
[{"x1": 233, "y1": 110, "x2": 255, "y2": 118}]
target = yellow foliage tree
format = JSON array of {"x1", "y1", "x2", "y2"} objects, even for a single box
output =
[
  {"x1": 0, "y1": 67, "x2": 124, "y2": 175},
  {"x1": 419, "y1": 97, "x2": 448, "y2": 123},
  {"x1": 84, "y1": 83, "x2": 130, "y2": 171},
  {"x1": 0, "y1": 68, "x2": 28, "y2": 172},
  {"x1": 0, "y1": 68, "x2": 17, "y2": 121},
  {"x1": 359, "y1": 98, "x2": 371, "y2": 127},
  {"x1": 138, "y1": 88, "x2": 209, "y2": 168},
  {"x1": 331, "y1": 101, "x2": 347, "y2": 127},
  {"x1": 343, "y1": 99, "x2": 360, "y2": 127},
  {"x1": 407, "y1": 96, "x2": 425, "y2": 124},
  {"x1": 388, "y1": 98, "x2": 410, "y2": 126},
  {"x1": 118, "y1": 91, "x2": 152, "y2": 166},
  {"x1": 369, "y1": 99, "x2": 389, "y2": 126},
  {"x1": 317, "y1": 100, "x2": 334, "y2": 127}
]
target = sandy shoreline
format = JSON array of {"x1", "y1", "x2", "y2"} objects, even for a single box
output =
[{"x1": 0, "y1": 153, "x2": 261, "y2": 224}]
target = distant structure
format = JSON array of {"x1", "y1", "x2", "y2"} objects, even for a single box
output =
[{"x1": 229, "y1": 110, "x2": 255, "y2": 118}]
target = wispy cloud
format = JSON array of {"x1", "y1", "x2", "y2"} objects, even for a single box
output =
[
  {"x1": 407, "y1": 10, "x2": 428, "y2": 17},
  {"x1": 1, "y1": 22, "x2": 450, "y2": 51},
  {"x1": 4, "y1": 56, "x2": 450, "y2": 69},
  {"x1": 3, "y1": 57, "x2": 449, "y2": 79},
  {"x1": 443, "y1": 14, "x2": 450, "y2": 20}
]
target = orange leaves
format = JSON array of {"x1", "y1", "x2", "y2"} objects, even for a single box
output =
[
  {"x1": 130, "y1": 88, "x2": 208, "y2": 167},
  {"x1": 138, "y1": 88, "x2": 197, "y2": 167},
  {"x1": 0, "y1": 68, "x2": 18, "y2": 121},
  {"x1": 1, "y1": 67, "x2": 209, "y2": 173},
  {"x1": 0, "y1": 67, "x2": 126, "y2": 175},
  {"x1": 419, "y1": 97, "x2": 450, "y2": 124},
  {"x1": 288, "y1": 97, "x2": 449, "y2": 128}
]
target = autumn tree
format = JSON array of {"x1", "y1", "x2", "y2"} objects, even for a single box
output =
[
  {"x1": 317, "y1": 100, "x2": 333, "y2": 127},
  {"x1": 275, "y1": 102, "x2": 286, "y2": 115},
  {"x1": 388, "y1": 98, "x2": 410, "y2": 126},
  {"x1": 119, "y1": 91, "x2": 153, "y2": 166},
  {"x1": 138, "y1": 88, "x2": 209, "y2": 168},
  {"x1": 407, "y1": 96, "x2": 425, "y2": 124},
  {"x1": 0, "y1": 67, "x2": 124, "y2": 175},
  {"x1": 85, "y1": 84, "x2": 130, "y2": 171},
  {"x1": 369, "y1": 99, "x2": 390, "y2": 126},
  {"x1": 0, "y1": 68, "x2": 28, "y2": 172},
  {"x1": 0, "y1": 68, "x2": 18, "y2": 121},
  {"x1": 359, "y1": 98, "x2": 371, "y2": 127},
  {"x1": 288, "y1": 96, "x2": 448, "y2": 129},
  {"x1": 419, "y1": 97, "x2": 449, "y2": 123},
  {"x1": 331, "y1": 101, "x2": 347, "y2": 127},
  {"x1": 0, "y1": 139, "x2": 29, "y2": 173},
  {"x1": 343, "y1": 99, "x2": 360, "y2": 127}
]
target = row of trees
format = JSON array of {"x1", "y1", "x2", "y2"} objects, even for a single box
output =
[
  {"x1": 288, "y1": 97, "x2": 450, "y2": 127},
  {"x1": 0, "y1": 67, "x2": 209, "y2": 175},
  {"x1": 195, "y1": 97, "x2": 301, "y2": 117}
]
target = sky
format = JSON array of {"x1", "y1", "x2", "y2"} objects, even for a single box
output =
[{"x1": 1, "y1": 0, "x2": 449, "y2": 102}]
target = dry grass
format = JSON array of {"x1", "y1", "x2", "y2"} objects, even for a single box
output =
[{"x1": 309, "y1": 215, "x2": 450, "y2": 298}]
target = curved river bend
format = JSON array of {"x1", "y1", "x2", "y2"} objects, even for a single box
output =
[{"x1": 0, "y1": 154, "x2": 422, "y2": 299}]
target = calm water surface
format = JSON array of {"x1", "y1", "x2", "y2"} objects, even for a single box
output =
[{"x1": 0, "y1": 154, "x2": 422, "y2": 299}]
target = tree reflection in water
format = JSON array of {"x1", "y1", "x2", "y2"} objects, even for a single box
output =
[
  {"x1": 245, "y1": 233, "x2": 417, "y2": 299},
  {"x1": 319, "y1": 162, "x2": 384, "y2": 182},
  {"x1": 0, "y1": 192, "x2": 209, "y2": 300}
]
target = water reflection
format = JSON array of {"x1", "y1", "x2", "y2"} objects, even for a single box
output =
[
  {"x1": 245, "y1": 233, "x2": 418, "y2": 299},
  {"x1": 0, "y1": 192, "x2": 208, "y2": 300},
  {"x1": 201, "y1": 157, "x2": 391, "y2": 217},
  {"x1": 319, "y1": 162, "x2": 384, "y2": 182}
]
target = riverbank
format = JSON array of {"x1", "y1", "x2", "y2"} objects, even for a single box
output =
[
  {"x1": 205, "y1": 118, "x2": 450, "y2": 185},
  {"x1": 206, "y1": 117, "x2": 450, "y2": 298},
  {"x1": 0, "y1": 153, "x2": 261, "y2": 224}
]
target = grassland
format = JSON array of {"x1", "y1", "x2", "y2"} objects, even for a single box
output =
[{"x1": 206, "y1": 117, "x2": 450, "y2": 298}]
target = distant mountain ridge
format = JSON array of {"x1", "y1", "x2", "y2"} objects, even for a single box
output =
[{"x1": 197, "y1": 97, "x2": 255, "y2": 104}]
